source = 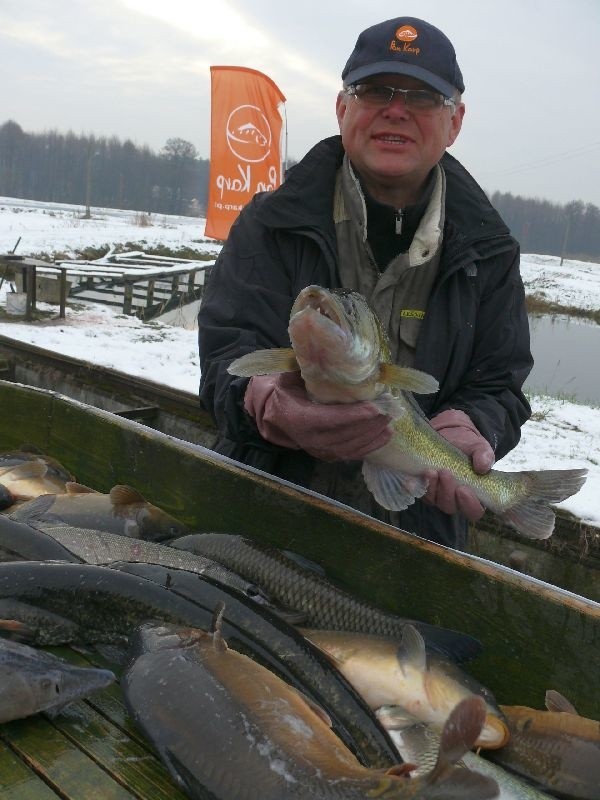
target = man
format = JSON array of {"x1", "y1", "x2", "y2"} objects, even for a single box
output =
[{"x1": 198, "y1": 16, "x2": 533, "y2": 549}]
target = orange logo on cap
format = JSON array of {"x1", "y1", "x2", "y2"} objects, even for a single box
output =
[{"x1": 395, "y1": 25, "x2": 418, "y2": 42}]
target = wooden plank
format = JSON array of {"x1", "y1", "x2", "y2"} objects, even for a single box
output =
[
  {"x1": 0, "y1": 741, "x2": 58, "y2": 799},
  {"x1": 0, "y1": 716, "x2": 136, "y2": 799},
  {"x1": 0, "y1": 643, "x2": 188, "y2": 800}
]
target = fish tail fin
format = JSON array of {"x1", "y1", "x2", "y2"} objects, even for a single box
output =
[
  {"x1": 422, "y1": 697, "x2": 499, "y2": 799},
  {"x1": 501, "y1": 468, "x2": 588, "y2": 539}
]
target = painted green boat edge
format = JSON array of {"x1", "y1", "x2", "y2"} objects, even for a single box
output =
[{"x1": 1, "y1": 380, "x2": 598, "y2": 722}]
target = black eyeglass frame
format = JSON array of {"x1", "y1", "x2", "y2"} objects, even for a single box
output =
[{"x1": 345, "y1": 84, "x2": 456, "y2": 113}]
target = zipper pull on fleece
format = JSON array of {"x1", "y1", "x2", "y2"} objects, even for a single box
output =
[{"x1": 395, "y1": 209, "x2": 403, "y2": 235}]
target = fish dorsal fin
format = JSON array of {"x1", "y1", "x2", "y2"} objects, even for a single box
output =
[
  {"x1": 66, "y1": 482, "x2": 98, "y2": 494},
  {"x1": 397, "y1": 624, "x2": 427, "y2": 673},
  {"x1": 228, "y1": 348, "x2": 298, "y2": 377},
  {"x1": 545, "y1": 689, "x2": 578, "y2": 714},
  {"x1": 379, "y1": 364, "x2": 439, "y2": 395},
  {"x1": 210, "y1": 601, "x2": 228, "y2": 653},
  {"x1": 109, "y1": 485, "x2": 146, "y2": 506},
  {"x1": 2, "y1": 459, "x2": 48, "y2": 481}
]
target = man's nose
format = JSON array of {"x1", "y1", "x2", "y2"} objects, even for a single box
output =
[{"x1": 383, "y1": 92, "x2": 411, "y2": 117}]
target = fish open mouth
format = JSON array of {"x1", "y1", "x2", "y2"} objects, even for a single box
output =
[
  {"x1": 475, "y1": 714, "x2": 510, "y2": 749},
  {"x1": 291, "y1": 286, "x2": 344, "y2": 330}
]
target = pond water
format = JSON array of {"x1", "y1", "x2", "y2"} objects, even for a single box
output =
[
  {"x1": 526, "y1": 315, "x2": 600, "y2": 405},
  {"x1": 167, "y1": 305, "x2": 600, "y2": 406}
]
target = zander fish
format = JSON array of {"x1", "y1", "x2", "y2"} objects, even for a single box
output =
[
  {"x1": 122, "y1": 612, "x2": 499, "y2": 800},
  {"x1": 11, "y1": 482, "x2": 189, "y2": 541},
  {"x1": 302, "y1": 625, "x2": 509, "y2": 749},
  {"x1": 0, "y1": 637, "x2": 114, "y2": 723},
  {"x1": 229, "y1": 286, "x2": 587, "y2": 539}
]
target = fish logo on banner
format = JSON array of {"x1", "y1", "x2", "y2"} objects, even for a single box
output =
[{"x1": 206, "y1": 67, "x2": 286, "y2": 241}]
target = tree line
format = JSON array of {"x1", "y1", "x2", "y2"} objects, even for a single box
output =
[
  {"x1": 0, "y1": 120, "x2": 209, "y2": 217},
  {"x1": 0, "y1": 120, "x2": 598, "y2": 259}
]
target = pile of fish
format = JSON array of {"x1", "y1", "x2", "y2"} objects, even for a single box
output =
[{"x1": 0, "y1": 447, "x2": 598, "y2": 799}]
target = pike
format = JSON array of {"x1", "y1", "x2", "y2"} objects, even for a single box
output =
[{"x1": 229, "y1": 286, "x2": 588, "y2": 539}]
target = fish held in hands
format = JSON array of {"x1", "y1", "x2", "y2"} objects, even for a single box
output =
[{"x1": 229, "y1": 285, "x2": 587, "y2": 539}]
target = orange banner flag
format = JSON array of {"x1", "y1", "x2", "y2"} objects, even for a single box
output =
[{"x1": 205, "y1": 66, "x2": 286, "y2": 241}]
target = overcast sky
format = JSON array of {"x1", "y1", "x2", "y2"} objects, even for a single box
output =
[{"x1": 2, "y1": 0, "x2": 599, "y2": 206}]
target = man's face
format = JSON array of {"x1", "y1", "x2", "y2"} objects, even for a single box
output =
[{"x1": 336, "y1": 74, "x2": 464, "y2": 203}]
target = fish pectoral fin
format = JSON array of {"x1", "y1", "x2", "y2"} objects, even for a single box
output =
[
  {"x1": 228, "y1": 348, "x2": 299, "y2": 377},
  {"x1": 397, "y1": 624, "x2": 427, "y2": 673},
  {"x1": 361, "y1": 462, "x2": 428, "y2": 511},
  {"x1": 372, "y1": 393, "x2": 405, "y2": 421},
  {"x1": 545, "y1": 689, "x2": 578, "y2": 714},
  {"x1": 379, "y1": 364, "x2": 439, "y2": 395}
]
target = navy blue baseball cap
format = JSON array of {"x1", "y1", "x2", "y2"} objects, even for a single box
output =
[{"x1": 342, "y1": 17, "x2": 464, "y2": 97}]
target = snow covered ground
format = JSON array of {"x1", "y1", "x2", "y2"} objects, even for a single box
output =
[{"x1": 0, "y1": 196, "x2": 598, "y2": 528}]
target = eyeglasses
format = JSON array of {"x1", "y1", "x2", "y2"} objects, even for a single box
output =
[{"x1": 346, "y1": 84, "x2": 455, "y2": 113}]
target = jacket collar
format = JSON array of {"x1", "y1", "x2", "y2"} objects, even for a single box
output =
[{"x1": 254, "y1": 135, "x2": 515, "y2": 256}]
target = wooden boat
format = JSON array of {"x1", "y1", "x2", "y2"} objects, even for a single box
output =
[
  {"x1": 1, "y1": 334, "x2": 598, "y2": 599},
  {"x1": 0, "y1": 379, "x2": 598, "y2": 799}
]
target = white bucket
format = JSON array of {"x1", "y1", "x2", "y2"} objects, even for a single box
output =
[{"x1": 5, "y1": 292, "x2": 27, "y2": 316}]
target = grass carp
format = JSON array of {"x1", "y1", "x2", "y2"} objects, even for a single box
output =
[
  {"x1": 0, "y1": 516, "x2": 298, "y2": 619},
  {"x1": 0, "y1": 560, "x2": 398, "y2": 768},
  {"x1": 0, "y1": 637, "x2": 114, "y2": 723},
  {"x1": 302, "y1": 625, "x2": 509, "y2": 749},
  {"x1": 169, "y1": 532, "x2": 482, "y2": 663},
  {"x1": 228, "y1": 286, "x2": 587, "y2": 539},
  {"x1": 122, "y1": 614, "x2": 499, "y2": 799}
]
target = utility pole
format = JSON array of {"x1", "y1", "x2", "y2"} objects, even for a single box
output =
[
  {"x1": 84, "y1": 143, "x2": 98, "y2": 219},
  {"x1": 560, "y1": 211, "x2": 572, "y2": 266}
]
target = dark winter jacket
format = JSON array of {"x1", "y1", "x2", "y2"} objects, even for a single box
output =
[{"x1": 198, "y1": 136, "x2": 533, "y2": 548}]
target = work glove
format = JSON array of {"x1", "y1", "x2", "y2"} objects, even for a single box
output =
[
  {"x1": 423, "y1": 409, "x2": 495, "y2": 522},
  {"x1": 244, "y1": 372, "x2": 392, "y2": 462}
]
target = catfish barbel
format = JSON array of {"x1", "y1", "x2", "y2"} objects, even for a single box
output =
[{"x1": 229, "y1": 286, "x2": 587, "y2": 539}]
